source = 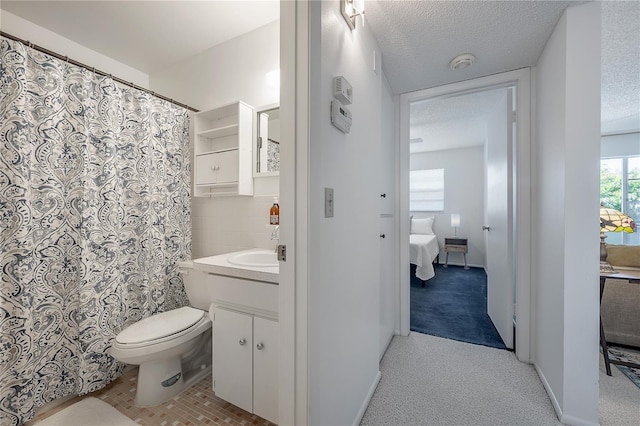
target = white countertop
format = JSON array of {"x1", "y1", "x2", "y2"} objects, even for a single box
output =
[{"x1": 188, "y1": 249, "x2": 279, "y2": 284}]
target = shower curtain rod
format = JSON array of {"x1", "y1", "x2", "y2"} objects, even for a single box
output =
[{"x1": 1, "y1": 31, "x2": 199, "y2": 112}]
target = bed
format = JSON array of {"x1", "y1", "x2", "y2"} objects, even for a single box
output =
[
  {"x1": 409, "y1": 216, "x2": 440, "y2": 282},
  {"x1": 410, "y1": 234, "x2": 440, "y2": 282}
]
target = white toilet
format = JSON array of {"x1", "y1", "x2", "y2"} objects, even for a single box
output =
[{"x1": 110, "y1": 262, "x2": 212, "y2": 407}]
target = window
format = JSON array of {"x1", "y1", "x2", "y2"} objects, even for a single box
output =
[
  {"x1": 410, "y1": 168, "x2": 444, "y2": 211},
  {"x1": 600, "y1": 156, "x2": 640, "y2": 245}
]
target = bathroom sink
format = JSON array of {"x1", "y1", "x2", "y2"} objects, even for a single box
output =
[{"x1": 227, "y1": 250, "x2": 279, "y2": 267}]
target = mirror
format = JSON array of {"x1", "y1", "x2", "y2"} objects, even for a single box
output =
[{"x1": 256, "y1": 106, "x2": 280, "y2": 175}]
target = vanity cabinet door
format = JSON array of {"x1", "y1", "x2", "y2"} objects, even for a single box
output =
[
  {"x1": 213, "y1": 307, "x2": 253, "y2": 414},
  {"x1": 253, "y1": 316, "x2": 279, "y2": 424}
]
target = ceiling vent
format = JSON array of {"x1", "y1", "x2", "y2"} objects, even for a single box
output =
[{"x1": 449, "y1": 54, "x2": 476, "y2": 71}]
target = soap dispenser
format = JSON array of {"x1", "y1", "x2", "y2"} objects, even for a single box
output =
[{"x1": 270, "y1": 197, "x2": 280, "y2": 225}]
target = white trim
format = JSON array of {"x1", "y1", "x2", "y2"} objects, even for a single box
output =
[
  {"x1": 397, "y1": 68, "x2": 532, "y2": 363},
  {"x1": 379, "y1": 333, "x2": 394, "y2": 362},
  {"x1": 295, "y1": 0, "x2": 311, "y2": 424},
  {"x1": 535, "y1": 364, "x2": 562, "y2": 421},
  {"x1": 352, "y1": 371, "x2": 382, "y2": 426},
  {"x1": 393, "y1": 93, "x2": 403, "y2": 337},
  {"x1": 278, "y1": 0, "x2": 306, "y2": 423},
  {"x1": 600, "y1": 129, "x2": 640, "y2": 137},
  {"x1": 535, "y1": 363, "x2": 598, "y2": 426}
]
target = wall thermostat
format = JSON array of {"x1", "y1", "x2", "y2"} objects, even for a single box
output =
[
  {"x1": 333, "y1": 76, "x2": 353, "y2": 105},
  {"x1": 331, "y1": 99, "x2": 352, "y2": 133}
]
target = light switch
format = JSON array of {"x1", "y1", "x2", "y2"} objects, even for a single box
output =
[{"x1": 325, "y1": 188, "x2": 334, "y2": 218}]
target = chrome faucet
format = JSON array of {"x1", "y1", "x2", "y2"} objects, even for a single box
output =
[{"x1": 271, "y1": 225, "x2": 280, "y2": 252}]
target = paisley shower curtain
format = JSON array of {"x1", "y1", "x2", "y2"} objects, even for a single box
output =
[{"x1": 0, "y1": 38, "x2": 191, "y2": 425}]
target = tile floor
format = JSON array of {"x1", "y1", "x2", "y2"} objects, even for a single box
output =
[{"x1": 26, "y1": 369, "x2": 274, "y2": 425}]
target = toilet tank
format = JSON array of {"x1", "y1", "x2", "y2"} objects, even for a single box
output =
[{"x1": 178, "y1": 261, "x2": 211, "y2": 311}]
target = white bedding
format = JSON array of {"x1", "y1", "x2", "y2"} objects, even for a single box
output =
[{"x1": 410, "y1": 234, "x2": 440, "y2": 281}]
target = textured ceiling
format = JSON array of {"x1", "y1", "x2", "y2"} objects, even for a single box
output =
[
  {"x1": 365, "y1": 0, "x2": 575, "y2": 95},
  {"x1": 601, "y1": 1, "x2": 640, "y2": 132},
  {"x1": 1, "y1": 1, "x2": 280, "y2": 73},
  {"x1": 366, "y1": 1, "x2": 640, "y2": 151},
  {"x1": 410, "y1": 89, "x2": 507, "y2": 153}
]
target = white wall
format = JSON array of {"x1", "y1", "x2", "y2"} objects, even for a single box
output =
[
  {"x1": 533, "y1": 3, "x2": 600, "y2": 424},
  {"x1": 411, "y1": 147, "x2": 486, "y2": 267},
  {"x1": 149, "y1": 20, "x2": 280, "y2": 258},
  {"x1": 307, "y1": 1, "x2": 382, "y2": 424},
  {"x1": 1, "y1": 11, "x2": 149, "y2": 87},
  {"x1": 149, "y1": 20, "x2": 279, "y2": 112}
]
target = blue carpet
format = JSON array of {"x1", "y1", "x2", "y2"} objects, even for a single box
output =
[{"x1": 410, "y1": 263, "x2": 507, "y2": 350}]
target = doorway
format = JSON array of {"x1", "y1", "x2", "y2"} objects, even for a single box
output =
[
  {"x1": 397, "y1": 69, "x2": 532, "y2": 362},
  {"x1": 408, "y1": 86, "x2": 512, "y2": 349}
]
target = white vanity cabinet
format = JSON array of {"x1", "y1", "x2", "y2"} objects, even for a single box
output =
[
  {"x1": 213, "y1": 307, "x2": 278, "y2": 424},
  {"x1": 193, "y1": 101, "x2": 254, "y2": 196}
]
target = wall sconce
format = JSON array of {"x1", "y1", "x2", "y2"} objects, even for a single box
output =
[
  {"x1": 341, "y1": 0, "x2": 365, "y2": 30},
  {"x1": 451, "y1": 213, "x2": 461, "y2": 237}
]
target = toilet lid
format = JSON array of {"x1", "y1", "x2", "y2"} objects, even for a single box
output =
[{"x1": 116, "y1": 307, "x2": 205, "y2": 345}]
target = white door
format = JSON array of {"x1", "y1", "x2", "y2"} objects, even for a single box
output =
[
  {"x1": 253, "y1": 316, "x2": 279, "y2": 424},
  {"x1": 213, "y1": 307, "x2": 253, "y2": 413},
  {"x1": 485, "y1": 89, "x2": 514, "y2": 349}
]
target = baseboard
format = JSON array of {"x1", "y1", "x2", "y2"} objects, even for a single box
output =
[
  {"x1": 380, "y1": 333, "x2": 394, "y2": 361},
  {"x1": 352, "y1": 370, "x2": 381, "y2": 426},
  {"x1": 559, "y1": 413, "x2": 599, "y2": 426},
  {"x1": 535, "y1": 364, "x2": 562, "y2": 421},
  {"x1": 438, "y1": 262, "x2": 484, "y2": 269},
  {"x1": 535, "y1": 364, "x2": 599, "y2": 426}
]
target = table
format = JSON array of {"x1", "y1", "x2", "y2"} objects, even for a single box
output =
[
  {"x1": 600, "y1": 270, "x2": 640, "y2": 376},
  {"x1": 444, "y1": 237, "x2": 468, "y2": 269}
]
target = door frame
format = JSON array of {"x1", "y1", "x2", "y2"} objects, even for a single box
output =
[
  {"x1": 397, "y1": 68, "x2": 532, "y2": 362},
  {"x1": 485, "y1": 87, "x2": 515, "y2": 349},
  {"x1": 279, "y1": 0, "x2": 308, "y2": 423}
]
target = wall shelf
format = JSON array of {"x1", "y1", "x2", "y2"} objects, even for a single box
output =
[
  {"x1": 193, "y1": 101, "x2": 254, "y2": 197},
  {"x1": 196, "y1": 124, "x2": 239, "y2": 140}
]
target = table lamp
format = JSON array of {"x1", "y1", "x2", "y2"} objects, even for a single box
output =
[
  {"x1": 600, "y1": 205, "x2": 636, "y2": 273},
  {"x1": 451, "y1": 213, "x2": 460, "y2": 237}
]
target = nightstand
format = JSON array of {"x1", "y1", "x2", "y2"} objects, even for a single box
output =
[{"x1": 444, "y1": 237, "x2": 468, "y2": 269}]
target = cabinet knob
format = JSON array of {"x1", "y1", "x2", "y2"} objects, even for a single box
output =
[
  {"x1": 380, "y1": 193, "x2": 386, "y2": 198},
  {"x1": 256, "y1": 343, "x2": 264, "y2": 351},
  {"x1": 380, "y1": 233, "x2": 386, "y2": 239},
  {"x1": 239, "y1": 338, "x2": 246, "y2": 346}
]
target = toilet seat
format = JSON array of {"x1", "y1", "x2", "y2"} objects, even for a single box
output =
[{"x1": 116, "y1": 307, "x2": 207, "y2": 349}]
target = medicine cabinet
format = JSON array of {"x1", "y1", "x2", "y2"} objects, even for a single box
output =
[{"x1": 254, "y1": 105, "x2": 280, "y2": 176}]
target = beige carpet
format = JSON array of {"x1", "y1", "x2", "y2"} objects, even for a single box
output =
[
  {"x1": 34, "y1": 397, "x2": 137, "y2": 426},
  {"x1": 362, "y1": 332, "x2": 640, "y2": 425}
]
